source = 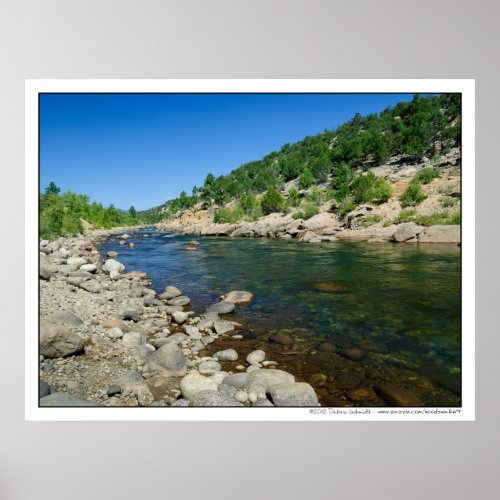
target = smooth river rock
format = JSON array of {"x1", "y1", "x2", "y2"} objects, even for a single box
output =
[
  {"x1": 205, "y1": 301, "x2": 235, "y2": 316},
  {"x1": 417, "y1": 225, "x2": 460, "y2": 243},
  {"x1": 267, "y1": 382, "x2": 319, "y2": 406},
  {"x1": 149, "y1": 344, "x2": 187, "y2": 377},
  {"x1": 213, "y1": 349, "x2": 238, "y2": 361},
  {"x1": 223, "y1": 290, "x2": 254, "y2": 304},
  {"x1": 180, "y1": 372, "x2": 218, "y2": 399},
  {"x1": 46, "y1": 310, "x2": 84, "y2": 326},
  {"x1": 103, "y1": 259, "x2": 125, "y2": 274},
  {"x1": 40, "y1": 322, "x2": 84, "y2": 358},
  {"x1": 246, "y1": 350, "x2": 266, "y2": 365},
  {"x1": 190, "y1": 390, "x2": 244, "y2": 407},
  {"x1": 376, "y1": 383, "x2": 423, "y2": 407}
]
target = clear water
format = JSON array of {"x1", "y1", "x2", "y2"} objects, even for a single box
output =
[{"x1": 98, "y1": 229, "x2": 461, "y2": 407}]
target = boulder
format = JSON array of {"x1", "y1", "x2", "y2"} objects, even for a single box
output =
[
  {"x1": 198, "y1": 360, "x2": 222, "y2": 376},
  {"x1": 149, "y1": 344, "x2": 187, "y2": 377},
  {"x1": 103, "y1": 259, "x2": 125, "y2": 274},
  {"x1": 106, "y1": 251, "x2": 119, "y2": 258},
  {"x1": 223, "y1": 291, "x2": 254, "y2": 304},
  {"x1": 40, "y1": 322, "x2": 84, "y2": 358},
  {"x1": 338, "y1": 347, "x2": 365, "y2": 361},
  {"x1": 121, "y1": 332, "x2": 147, "y2": 348},
  {"x1": 221, "y1": 372, "x2": 249, "y2": 390},
  {"x1": 80, "y1": 264, "x2": 97, "y2": 273},
  {"x1": 114, "y1": 370, "x2": 154, "y2": 406},
  {"x1": 246, "y1": 350, "x2": 266, "y2": 365},
  {"x1": 39, "y1": 263, "x2": 58, "y2": 280},
  {"x1": 205, "y1": 301, "x2": 235, "y2": 316},
  {"x1": 172, "y1": 311, "x2": 188, "y2": 324},
  {"x1": 190, "y1": 390, "x2": 244, "y2": 407},
  {"x1": 46, "y1": 310, "x2": 84, "y2": 326},
  {"x1": 214, "y1": 319, "x2": 238, "y2": 335},
  {"x1": 144, "y1": 296, "x2": 163, "y2": 307},
  {"x1": 417, "y1": 225, "x2": 460, "y2": 243},
  {"x1": 267, "y1": 382, "x2": 318, "y2": 406},
  {"x1": 67, "y1": 257, "x2": 87, "y2": 268},
  {"x1": 180, "y1": 372, "x2": 218, "y2": 399},
  {"x1": 167, "y1": 295, "x2": 191, "y2": 307},
  {"x1": 393, "y1": 226, "x2": 419, "y2": 242},
  {"x1": 183, "y1": 325, "x2": 201, "y2": 339},
  {"x1": 248, "y1": 369, "x2": 295, "y2": 398},
  {"x1": 213, "y1": 349, "x2": 238, "y2": 361},
  {"x1": 40, "y1": 392, "x2": 97, "y2": 407},
  {"x1": 376, "y1": 383, "x2": 423, "y2": 407},
  {"x1": 39, "y1": 379, "x2": 51, "y2": 398},
  {"x1": 164, "y1": 285, "x2": 182, "y2": 298}
]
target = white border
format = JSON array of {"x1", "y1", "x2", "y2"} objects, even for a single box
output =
[{"x1": 26, "y1": 79, "x2": 475, "y2": 421}]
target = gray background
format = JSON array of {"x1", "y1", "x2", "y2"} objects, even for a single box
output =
[{"x1": 1, "y1": 1, "x2": 497, "y2": 498}]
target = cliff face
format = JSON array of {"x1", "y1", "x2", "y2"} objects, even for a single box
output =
[{"x1": 156, "y1": 148, "x2": 461, "y2": 244}]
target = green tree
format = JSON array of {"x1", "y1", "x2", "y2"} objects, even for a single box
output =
[
  {"x1": 128, "y1": 206, "x2": 137, "y2": 218},
  {"x1": 45, "y1": 182, "x2": 60, "y2": 195},
  {"x1": 298, "y1": 167, "x2": 314, "y2": 189},
  {"x1": 260, "y1": 187, "x2": 284, "y2": 215}
]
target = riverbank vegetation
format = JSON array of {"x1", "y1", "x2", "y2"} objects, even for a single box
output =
[{"x1": 40, "y1": 182, "x2": 138, "y2": 240}]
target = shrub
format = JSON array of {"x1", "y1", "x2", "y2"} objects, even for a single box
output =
[
  {"x1": 339, "y1": 199, "x2": 357, "y2": 216},
  {"x1": 360, "y1": 215, "x2": 381, "y2": 227},
  {"x1": 414, "y1": 210, "x2": 461, "y2": 226},
  {"x1": 260, "y1": 187, "x2": 284, "y2": 215},
  {"x1": 287, "y1": 187, "x2": 300, "y2": 207},
  {"x1": 331, "y1": 162, "x2": 353, "y2": 201},
  {"x1": 292, "y1": 211, "x2": 304, "y2": 220},
  {"x1": 350, "y1": 171, "x2": 392, "y2": 204},
  {"x1": 441, "y1": 196, "x2": 456, "y2": 208},
  {"x1": 415, "y1": 167, "x2": 439, "y2": 184},
  {"x1": 393, "y1": 209, "x2": 417, "y2": 224},
  {"x1": 301, "y1": 203, "x2": 319, "y2": 219},
  {"x1": 400, "y1": 179, "x2": 427, "y2": 207},
  {"x1": 213, "y1": 206, "x2": 243, "y2": 223},
  {"x1": 298, "y1": 168, "x2": 314, "y2": 189}
]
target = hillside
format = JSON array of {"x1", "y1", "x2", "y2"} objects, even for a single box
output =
[{"x1": 147, "y1": 94, "x2": 461, "y2": 243}]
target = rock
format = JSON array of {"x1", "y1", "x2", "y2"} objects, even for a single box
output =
[
  {"x1": 234, "y1": 390, "x2": 248, "y2": 403},
  {"x1": 269, "y1": 333, "x2": 294, "y2": 345},
  {"x1": 128, "y1": 242, "x2": 135, "y2": 248},
  {"x1": 115, "y1": 370, "x2": 154, "y2": 406},
  {"x1": 39, "y1": 263, "x2": 58, "y2": 280},
  {"x1": 335, "y1": 372, "x2": 363, "y2": 390},
  {"x1": 267, "y1": 382, "x2": 318, "y2": 406},
  {"x1": 172, "y1": 311, "x2": 188, "y2": 324},
  {"x1": 120, "y1": 234, "x2": 131, "y2": 239},
  {"x1": 246, "y1": 350, "x2": 266, "y2": 365},
  {"x1": 393, "y1": 226, "x2": 419, "y2": 242},
  {"x1": 205, "y1": 301, "x2": 235, "y2": 315},
  {"x1": 39, "y1": 380, "x2": 51, "y2": 398},
  {"x1": 376, "y1": 383, "x2": 423, "y2": 407},
  {"x1": 40, "y1": 322, "x2": 84, "y2": 358},
  {"x1": 79, "y1": 281, "x2": 102, "y2": 293},
  {"x1": 213, "y1": 349, "x2": 238, "y2": 361},
  {"x1": 122, "y1": 310, "x2": 141, "y2": 322},
  {"x1": 222, "y1": 373, "x2": 249, "y2": 390},
  {"x1": 190, "y1": 390, "x2": 244, "y2": 407},
  {"x1": 107, "y1": 385, "x2": 121, "y2": 396},
  {"x1": 253, "y1": 398, "x2": 274, "y2": 407},
  {"x1": 67, "y1": 257, "x2": 88, "y2": 267},
  {"x1": 107, "y1": 327, "x2": 124, "y2": 339},
  {"x1": 223, "y1": 290, "x2": 253, "y2": 304},
  {"x1": 219, "y1": 383, "x2": 237, "y2": 397},
  {"x1": 198, "y1": 360, "x2": 222, "y2": 375},
  {"x1": 121, "y1": 332, "x2": 147, "y2": 348},
  {"x1": 180, "y1": 372, "x2": 218, "y2": 399},
  {"x1": 46, "y1": 310, "x2": 84, "y2": 326},
  {"x1": 172, "y1": 399, "x2": 190, "y2": 407},
  {"x1": 248, "y1": 369, "x2": 295, "y2": 399},
  {"x1": 40, "y1": 392, "x2": 97, "y2": 406},
  {"x1": 347, "y1": 387, "x2": 378, "y2": 403},
  {"x1": 164, "y1": 285, "x2": 182, "y2": 298},
  {"x1": 417, "y1": 225, "x2": 460, "y2": 243},
  {"x1": 144, "y1": 296, "x2": 163, "y2": 307},
  {"x1": 338, "y1": 347, "x2": 365, "y2": 361},
  {"x1": 102, "y1": 319, "x2": 129, "y2": 332},
  {"x1": 309, "y1": 373, "x2": 328, "y2": 387},
  {"x1": 246, "y1": 365, "x2": 260, "y2": 373},
  {"x1": 167, "y1": 295, "x2": 191, "y2": 307},
  {"x1": 80, "y1": 263, "x2": 97, "y2": 273},
  {"x1": 103, "y1": 259, "x2": 125, "y2": 274},
  {"x1": 109, "y1": 270, "x2": 121, "y2": 280},
  {"x1": 106, "y1": 251, "x2": 119, "y2": 258},
  {"x1": 186, "y1": 240, "x2": 200, "y2": 246},
  {"x1": 316, "y1": 342, "x2": 337, "y2": 353},
  {"x1": 213, "y1": 320, "x2": 238, "y2": 335},
  {"x1": 118, "y1": 240, "x2": 127, "y2": 246},
  {"x1": 149, "y1": 344, "x2": 187, "y2": 377},
  {"x1": 183, "y1": 325, "x2": 201, "y2": 339}
]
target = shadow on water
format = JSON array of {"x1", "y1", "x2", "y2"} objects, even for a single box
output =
[{"x1": 98, "y1": 229, "x2": 461, "y2": 407}]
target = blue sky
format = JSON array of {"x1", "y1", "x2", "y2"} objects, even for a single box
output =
[{"x1": 40, "y1": 93, "x2": 415, "y2": 210}]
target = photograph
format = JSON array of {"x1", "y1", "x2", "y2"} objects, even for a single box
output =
[{"x1": 28, "y1": 81, "x2": 472, "y2": 419}]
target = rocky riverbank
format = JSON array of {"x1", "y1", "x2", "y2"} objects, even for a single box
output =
[{"x1": 39, "y1": 228, "x2": 320, "y2": 407}]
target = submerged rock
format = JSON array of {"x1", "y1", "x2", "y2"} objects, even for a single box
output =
[
  {"x1": 205, "y1": 301, "x2": 235, "y2": 315},
  {"x1": 376, "y1": 383, "x2": 423, "y2": 407}
]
